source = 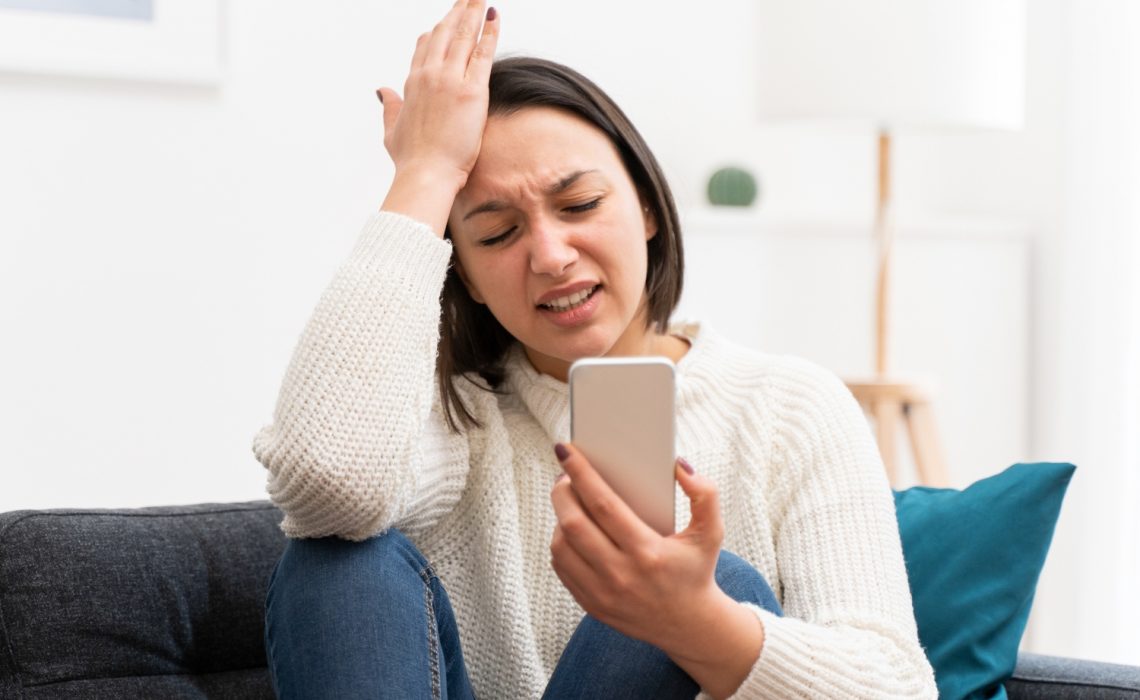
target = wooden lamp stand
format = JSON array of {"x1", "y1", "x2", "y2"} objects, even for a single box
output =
[{"x1": 845, "y1": 130, "x2": 950, "y2": 487}]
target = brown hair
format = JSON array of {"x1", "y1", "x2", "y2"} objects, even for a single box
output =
[{"x1": 437, "y1": 56, "x2": 684, "y2": 431}]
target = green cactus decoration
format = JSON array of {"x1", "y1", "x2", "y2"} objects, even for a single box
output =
[{"x1": 707, "y1": 166, "x2": 758, "y2": 207}]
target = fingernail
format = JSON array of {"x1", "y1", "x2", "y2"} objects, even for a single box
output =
[
  {"x1": 486, "y1": 6, "x2": 497, "y2": 21},
  {"x1": 554, "y1": 443, "x2": 569, "y2": 462},
  {"x1": 555, "y1": 472, "x2": 568, "y2": 483},
  {"x1": 375, "y1": 89, "x2": 384, "y2": 104},
  {"x1": 678, "y1": 457, "x2": 695, "y2": 475}
]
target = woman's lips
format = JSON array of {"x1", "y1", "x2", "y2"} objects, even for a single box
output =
[
  {"x1": 537, "y1": 285, "x2": 602, "y2": 327},
  {"x1": 536, "y1": 281, "x2": 600, "y2": 308}
]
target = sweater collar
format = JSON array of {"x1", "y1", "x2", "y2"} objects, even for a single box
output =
[{"x1": 502, "y1": 321, "x2": 711, "y2": 443}]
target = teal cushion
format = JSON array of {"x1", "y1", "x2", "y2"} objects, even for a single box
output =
[{"x1": 894, "y1": 462, "x2": 1075, "y2": 700}]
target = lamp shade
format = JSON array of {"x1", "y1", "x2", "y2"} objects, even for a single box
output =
[{"x1": 755, "y1": 0, "x2": 1026, "y2": 130}]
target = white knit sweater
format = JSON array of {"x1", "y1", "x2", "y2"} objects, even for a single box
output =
[{"x1": 253, "y1": 211, "x2": 937, "y2": 699}]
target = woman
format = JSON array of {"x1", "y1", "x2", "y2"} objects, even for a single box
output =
[{"x1": 256, "y1": 2, "x2": 937, "y2": 698}]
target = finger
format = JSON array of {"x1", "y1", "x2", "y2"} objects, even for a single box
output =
[
  {"x1": 444, "y1": 0, "x2": 486, "y2": 66},
  {"x1": 425, "y1": 0, "x2": 468, "y2": 65},
  {"x1": 377, "y1": 88, "x2": 403, "y2": 143},
  {"x1": 466, "y1": 5, "x2": 499, "y2": 82},
  {"x1": 551, "y1": 476, "x2": 621, "y2": 569},
  {"x1": 675, "y1": 459, "x2": 725, "y2": 546},
  {"x1": 410, "y1": 31, "x2": 431, "y2": 71},
  {"x1": 550, "y1": 524, "x2": 602, "y2": 608},
  {"x1": 555, "y1": 443, "x2": 656, "y2": 550}
]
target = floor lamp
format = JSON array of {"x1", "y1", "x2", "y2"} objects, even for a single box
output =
[{"x1": 754, "y1": 0, "x2": 1026, "y2": 486}]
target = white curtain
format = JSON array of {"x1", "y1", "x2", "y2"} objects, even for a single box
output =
[{"x1": 1030, "y1": 0, "x2": 1140, "y2": 665}]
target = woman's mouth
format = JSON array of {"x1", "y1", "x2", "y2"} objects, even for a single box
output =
[
  {"x1": 537, "y1": 284, "x2": 602, "y2": 326},
  {"x1": 538, "y1": 285, "x2": 600, "y2": 312}
]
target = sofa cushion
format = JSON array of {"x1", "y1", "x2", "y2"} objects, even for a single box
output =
[
  {"x1": 0, "y1": 501, "x2": 286, "y2": 699},
  {"x1": 1008, "y1": 653, "x2": 1140, "y2": 699},
  {"x1": 895, "y1": 463, "x2": 1075, "y2": 700}
]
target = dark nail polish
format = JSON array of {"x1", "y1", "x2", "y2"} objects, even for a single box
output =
[
  {"x1": 375, "y1": 89, "x2": 384, "y2": 104},
  {"x1": 678, "y1": 457, "x2": 694, "y2": 475},
  {"x1": 554, "y1": 443, "x2": 569, "y2": 462},
  {"x1": 486, "y1": 6, "x2": 497, "y2": 21}
]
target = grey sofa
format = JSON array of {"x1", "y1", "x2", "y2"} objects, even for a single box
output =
[{"x1": 0, "y1": 502, "x2": 1137, "y2": 699}]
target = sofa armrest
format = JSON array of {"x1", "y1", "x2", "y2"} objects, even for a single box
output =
[{"x1": 1007, "y1": 653, "x2": 1140, "y2": 699}]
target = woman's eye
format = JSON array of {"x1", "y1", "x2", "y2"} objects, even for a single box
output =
[
  {"x1": 479, "y1": 226, "x2": 516, "y2": 247},
  {"x1": 565, "y1": 198, "x2": 602, "y2": 214}
]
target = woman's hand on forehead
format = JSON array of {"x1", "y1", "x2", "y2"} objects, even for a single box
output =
[{"x1": 378, "y1": 0, "x2": 501, "y2": 237}]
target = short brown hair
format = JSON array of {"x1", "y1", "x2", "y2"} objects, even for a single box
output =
[{"x1": 438, "y1": 56, "x2": 684, "y2": 431}]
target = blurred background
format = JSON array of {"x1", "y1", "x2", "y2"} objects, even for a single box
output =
[{"x1": 0, "y1": 0, "x2": 1136, "y2": 666}]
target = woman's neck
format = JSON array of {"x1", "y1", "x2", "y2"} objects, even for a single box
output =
[{"x1": 523, "y1": 326, "x2": 690, "y2": 382}]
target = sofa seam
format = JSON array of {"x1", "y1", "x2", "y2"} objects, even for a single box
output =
[
  {"x1": 1009, "y1": 676, "x2": 1140, "y2": 692},
  {"x1": 17, "y1": 664, "x2": 272, "y2": 690},
  {"x1": 0, "y1": 593, "x2": 25, "y2": 699},
  {"x1": 0, "y1": 537, "x2": 30, "y2": 696},
  {"x1": 0, "y1": 512, "x2": 54, "y2": 543}
]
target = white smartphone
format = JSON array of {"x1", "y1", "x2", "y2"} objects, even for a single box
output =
[{"x1": 568, "y1": 357, "x2": 676, "y2": 536}]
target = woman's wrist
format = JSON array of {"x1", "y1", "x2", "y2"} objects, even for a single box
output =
[
  {"x1": 663, "y1": 588, "x2": 766, "y2": 699},
  {"x1": 381, "y1": 163, "x2": 468, "y2": 238}
]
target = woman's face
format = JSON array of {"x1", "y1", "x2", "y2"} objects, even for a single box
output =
[{"x1": 448, "y1": 106, "x2": 659, "y2": 380}]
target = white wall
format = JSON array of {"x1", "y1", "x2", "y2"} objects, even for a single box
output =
[
  {"x1": 1028, "y1": 0, "x2": 1140, "y2": 665},
  {"x1": 0, "y1": 0, "x2": 1131, "y2": 664}
]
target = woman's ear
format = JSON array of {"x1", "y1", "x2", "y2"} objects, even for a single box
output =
[
  {"x1": 640, "y1": 198, "x2": 658, "y2": 241},
  {"x1": 453, "y1": 259, "x2": 486, "y2": 305}
]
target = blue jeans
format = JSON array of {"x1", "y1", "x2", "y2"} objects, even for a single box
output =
[{"x1": 264, "y1": 530, "x2": 783, "y2": 699}]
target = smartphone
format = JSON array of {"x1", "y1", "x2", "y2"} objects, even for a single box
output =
[{"x1": 568, "y1": 357, "x2": 676, "y2": 536}]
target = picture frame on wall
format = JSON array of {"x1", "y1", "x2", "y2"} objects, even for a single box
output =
[{"x1": 0, "y1": 0, "x2": 221, "y2": 85}]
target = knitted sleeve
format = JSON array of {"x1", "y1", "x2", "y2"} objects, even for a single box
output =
[
  {"x1": 719, "y1": 359, "x2": 937, "y2": 699},
  {"x1": 252, "y1": 212, "x2": 471, "y2": 541}
]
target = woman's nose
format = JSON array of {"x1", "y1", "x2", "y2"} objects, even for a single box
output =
[{"x1": 528, "y1": 223, "x2": 578, "y2": 276}]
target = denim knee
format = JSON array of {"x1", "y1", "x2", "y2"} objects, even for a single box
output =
[
  {"x1": 268, "y1": 528, "x2": 431, "y2": 605},
  {"x1": 714, "y1": 551, "x2": 783, "y2": 616},
  {"x1": 264, "y1": 530, "x2": 471, "y2": 699}
]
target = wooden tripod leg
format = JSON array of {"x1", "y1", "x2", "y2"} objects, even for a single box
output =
[
  {"x1": 906, "y1": 401, "x2": 949, "y2": 487},
  {"x1": 873, "y1": 398, "x2": 903, "y2": 486}
]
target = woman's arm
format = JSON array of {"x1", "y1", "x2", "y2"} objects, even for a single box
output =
[
  {"x1": 253, "y1": 213, "x2": 461, "y2": 540},
  {"x1": 252, "y1": 1, "x2": 501, "y2": 540},
  {"x1": 721, "y1": 359, "x2": 937, "y2": 698}
]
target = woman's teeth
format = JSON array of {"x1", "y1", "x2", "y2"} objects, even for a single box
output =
[{"x1": 542, "y1": 286, "x2": 596, "y2": 312}]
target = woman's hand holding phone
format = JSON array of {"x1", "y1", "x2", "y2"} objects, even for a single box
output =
[
  {"x1": 550, "y1": 445, "x2": 766, "y2": 698},
  {"x1": 378, "y1": 0, "x2": 500, "y2": 236}
]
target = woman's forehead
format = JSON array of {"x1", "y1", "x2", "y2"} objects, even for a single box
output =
[
  {"x1": 465, "y1": 108, "x2": 627, "y2": 195},
  {"x1": 482, "y1": 109, "x2": 617, "y2": 163}
]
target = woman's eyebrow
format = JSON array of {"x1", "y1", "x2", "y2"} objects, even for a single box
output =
[
  {"x1": 462, "y1": 200, "x2": 508, "y2": 221},
  {"x1": 461, "y1": 169, "x2": 601, "y2": 222},
  {"x1": 545, "y1": 169, "x2": 600, "y2": 195}
]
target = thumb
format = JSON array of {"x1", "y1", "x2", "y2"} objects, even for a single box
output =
[
  {"x1": 376, "y1": 87, "x2": 403, "y2": 137},
  {"x1": 675, "y1": 458, "x2": 724, "y2": 544}
]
